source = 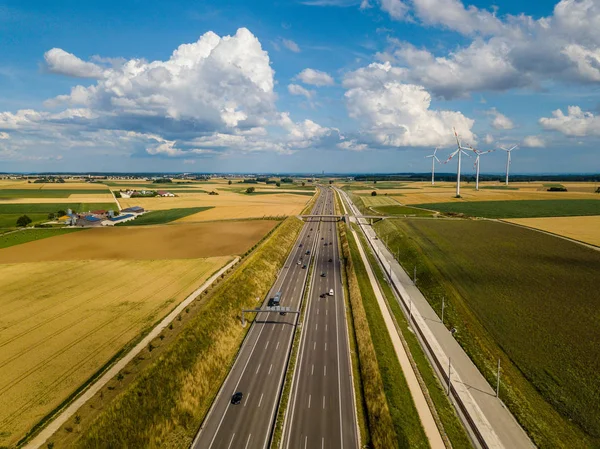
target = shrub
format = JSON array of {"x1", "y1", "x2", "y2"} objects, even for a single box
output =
[
  {"x1": 246, "y1": 187, "x2": 255, "y2": 194},
  {"x1": 16, "y1": 215, "x2": 32, "y2": 227},
  {"x1": 371, "y1": 191, "x2": 377, "y2": 196}
]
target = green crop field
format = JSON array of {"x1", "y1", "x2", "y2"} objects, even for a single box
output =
[
  {"x1": 416, "y1": 199, "x2": 600, "y2": 218},
  {"x1": 0, "y1": 203, "x2": 117, "y2": 214},
  {"x1": 375, "y1": 218, "x2": 600, "y2": 448},
  {"x1": 120, "y1": 207, "x2": 214, "y2": 226},
  {"x1": 0, "y1": 214, "x2": 48, "y2": 228},
  {"x1": 360, "y1": 195, "x2": 398, "y2": 208},
  {"x1": 0, "y1": 189, "x2": 111, "y2": 198},
  {"x1": 0, "y1": 228, "x2": 84, "y2": 249},
  {"x1": 372, "y1": 205, "x2": 434, "y2": 217}
]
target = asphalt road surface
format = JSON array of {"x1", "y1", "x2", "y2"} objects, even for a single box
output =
[
  {"x1": 281, "y1": 190, "x2": 358, "y2": 449},
  {"x1": 193, "y1": 187, "x2": 335, "y2": 449}
]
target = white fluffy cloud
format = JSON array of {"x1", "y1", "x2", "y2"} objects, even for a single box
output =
[
  {"x1": 375, "y1": 0, "x2": 600, "y2": 98},
  {"x1": 522, "y1": 135, "x2": 546, "y2": 147},
  {"x1": 0, "y1": 28, "x2": 340, "y2": 163},
  {"x1": 488, "y1": 108, "x2": 514, "y2": 130},
  {"x1": 288, "y1": 83, "x2": 314, "y2": 99},
  {"x1": 282, "y1": 39, "x2": 301, "y2": 53},
  {"x1": 484, "y1": 133, "x2": 494, "y2": 144},
  {"x1": 296, "y1": 68, "x2": 335, "y2": 86},
  {"x1": 342, "y1": 61, "x2": 475, "y2": 148},
  {"x1": 379, "y1": 0, "x2": 409, "y2": 20},
  {"x1": 539, "y1": 106, "x2": 600, "y2": 137},
  {"x1": 44, "y1": 48, "x2": 105, "y2": 78}
]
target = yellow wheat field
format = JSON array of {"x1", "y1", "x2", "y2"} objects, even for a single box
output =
[
  {"x1": 0, "y1": 256, "x2": 230, "y2": 447},
  {"x1": 504, "y1": 216, "x2": 600, "y2": 247},
  {"x1": 0, "y1": 221, "x2": 277, "y2": 262},
  {"x1": 0, "y1": 180, "x2": 109, "y2": 190},
  {"x1": 360, "y1": 195, "x2": 400, "y2": 207},
  {"x1": 119, "y1": 190, "x2": 311, "y2": 221}
]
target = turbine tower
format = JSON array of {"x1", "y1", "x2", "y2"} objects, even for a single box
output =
[
  {"x1": 499, "y1": 144, "x2": 519, "y2": 185},
  {"x1": 444, "y1": 128, "x2": 471, "y2": 197},
  {"x1": 466, "y1": 145, "x2": 495, "y2": 191},
  {"x1": 425, "y1": 147, "x2": 440, "y2": 185}
]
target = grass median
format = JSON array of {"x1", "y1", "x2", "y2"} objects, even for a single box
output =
[{"x1": 69, "y1": 217, "x2": 304, "y2": 449}]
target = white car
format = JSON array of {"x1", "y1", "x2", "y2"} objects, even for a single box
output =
[{"x1": 328, "y1": 289, "x2": 334, "y2": 296}]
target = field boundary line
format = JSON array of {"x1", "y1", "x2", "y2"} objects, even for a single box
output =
[
  {"x1": 22, "y1": 256, "x2": 240, "y2": 449},
  {"x1": 497, "y1": 218, "x2": 600, "y2": 252}
]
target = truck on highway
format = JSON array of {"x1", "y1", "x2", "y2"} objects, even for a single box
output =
[{"x1": 270, "y1": 291, "x2": 282, "y2": 306}]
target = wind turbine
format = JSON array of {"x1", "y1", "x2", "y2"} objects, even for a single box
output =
[
  {"x1": 466, "y1": 145, "x2": 495, "y2": 191},
  {"x1": 498, "y1": 144, "x2": 519, "y2": 185},
  {"x1": 425, "y1": 147, "x2": 440, "y2": 185},
  {"x1": 444, "y1": 128, "x2": 471, "y2": 197}
]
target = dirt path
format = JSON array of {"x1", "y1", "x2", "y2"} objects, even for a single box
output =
[{"x1": 23, "y1": 256, "x2": 239, "y2": 449}]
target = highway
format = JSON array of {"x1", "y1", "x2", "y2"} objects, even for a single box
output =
[
  {"x1": 192, "y1": 187, "x2": 331, "y2": 449},
  {"x1": 282, "y1": 189, "x2": 358, "y2": 449}
]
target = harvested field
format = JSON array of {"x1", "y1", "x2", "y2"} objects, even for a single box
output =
[
  {"x1": 375, "y1": 218, "x2": 600, "y2": 447},
  {"x1": 0, "y1": 189, "x2": 111, "y2": 199},
  {"x1": 0, "y1": 181, "x2": 109, "y2": 190},
  {"x1": 505, "y1": 215, "x2": 600, "y2": 247},
  {"x1": 0, "y1": 203, "x2": 117, "y2": 214},
  {"x1": 359, "y1": 195, "x2": 399, "y2": 207},
  {"x1": 415, "y1": 199, "x2": 600, "y2": 218},
  {"x1": 0, "y1": 197, "x2": 116, "y2": 204},
  {"x1": 0, "y1": 220, "x2": 278, "y2": 262},
  {"x1": 0, "y1": 256, "x2": 230, "y2": 447}
]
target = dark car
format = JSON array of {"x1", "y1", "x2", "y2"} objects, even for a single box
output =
[
  {"x1": 321, "y1": 272, "x2": 326, "y2": 277},
  {"x1": 231, "y1": 392, "x2": 243, "y2": 405},
  {"x1": 320, "y1": 293, "x2": 326, "y2": 298},
  {"x1": 324, "y1": 243, "x2": 328, "y2": 246},
  {"x1": 302, "y1": 264, "x2": 307, "y2": 269},
  {"x1": 321, "y1": 237, "x2": 324, "y2": 240},
  {"x1": 329, "y1": 258, "x2": 333, "y2": 262},
  {"x1": 299, "y1": 243, "x2": 303, "y2": 247}
]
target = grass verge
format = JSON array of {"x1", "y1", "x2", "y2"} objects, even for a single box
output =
[
  {"x1": 354, "y1": 226, "x2": 473, "y2": 449},
  {"x1": 345, "y1": 224, "x2": 429, "y2": 448},
  {"x1": 67, "y1": 217, "x2": 303, "y2": 448},
  {"x1": 338, "y1": 221, "x2": 399, "y2": 448},
  {"x1": 119, "y1": 207, "x2": 213, "y2": 226}
]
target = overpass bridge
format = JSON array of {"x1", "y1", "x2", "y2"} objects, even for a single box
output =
[{"x1": 297, "y1": 214, "x2": 391, "y2": 223}]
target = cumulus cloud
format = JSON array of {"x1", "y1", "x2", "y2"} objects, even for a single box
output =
[
  {"x1": 282, "y1": 39, "x2": 301, "y2": 52},
  {"x1": 379, "y1": 0, "x2": 409, "y2": 20},
  {"x1": 296, "y1": 68, "x2": 335, "y2": 86},
  {"x1": 539, "y1": 106, "x2": 600, "y2": 137},
  {"x1": 522, "y1": 135, "x2": 546, "y2": 147},
  {"x1": 373, "y1": 0, "x2": 600, "y2": 98},
  {"x1": 488, "y1": 108, "x2": 515, "y2": 130},
  {"x1": 0, "y1": 28, "x2": 341, "y2": 163},
  {"x1": 44, "y1": 48, "x2": 105, "y2": 78},
  {"x1": 342, "y1": 61, "x2": 475, "y2": 148},
  {"x1": 288, "y1": 83, "x2": 314, "y2": 99},
  {"x1": 337, "y1": 139, "x2": 368, "y2": 151},
  {"x1": 484, "y1": 133, "x2": 494, "y2": 144}
]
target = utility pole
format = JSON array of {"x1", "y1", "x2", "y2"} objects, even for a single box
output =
[
  {"x1": 496, "y1": 359, "x2": 501, "y2": 397},
  {"x1": 441, "y1": 297, "x2": 445, "y2": 324},
  {"x1": 447, "y1": 358, "x2": 452, "y2": 395}
]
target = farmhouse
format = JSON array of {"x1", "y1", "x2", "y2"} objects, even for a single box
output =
[
  {"x1": 122, "y1": 206, "x2": 144, "y2": 214},
  {"x1": 157, "y1": 190, "x2": 175, "y2": 197},
  {"x1": 76, "y1": 215, "x2": 104, "y2": 227},
  {"x1": 102, "y1": 213, "x2": 136, "y2": 226}
]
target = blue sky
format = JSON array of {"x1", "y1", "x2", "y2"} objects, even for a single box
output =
[{"x1": 0, "y1": 0, "x2": 599, "y2": 173}]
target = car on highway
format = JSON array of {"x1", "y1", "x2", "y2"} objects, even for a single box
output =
[
  {"x1": 321, "y1": 272, "x2": 326, "y2": 277},
  {"x1": 329, "y1": 258, "x2": 333, "y2": 262},
  {"x1": 305, "y1": 250, "x2": 310, "y2": 255},
  {"x1": 328, "y1": 288, "x2": 334, "y2": 296},
  {"x1": 231, "y1": 392, "x2": 243, "y2": 405},
  {"x1": 302, "y1": 264, "x2": 307, "y2": 269},
  {"x1": 321, "y1": 237, "x2": 324, "y2": 240},
  {"x1": 320, "y1": 293, "x2": 326, "y2": 298},
  {"x1": 297, "y1": 260, "x2": 302, "y2": 265},
  {"x1": 324, "y1": 243, "x2": 328, "y2": 246},
  {"x1": 299, "y1": 243, "x2": 303, "y2": 247}
]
